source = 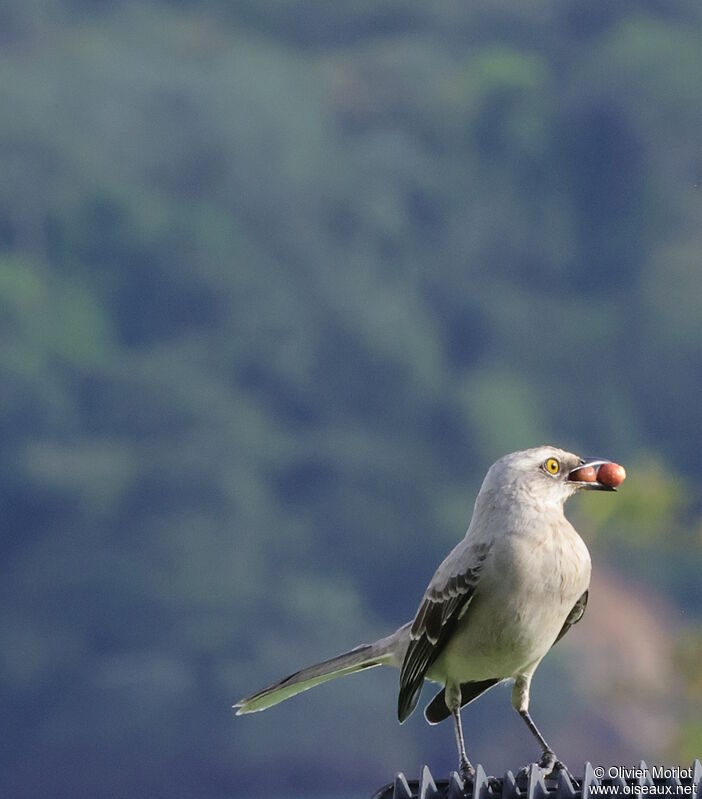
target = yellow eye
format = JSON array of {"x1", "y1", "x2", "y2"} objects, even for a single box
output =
[{"x1": 545, "y1": 457, "x2": 560, "y2": 475}]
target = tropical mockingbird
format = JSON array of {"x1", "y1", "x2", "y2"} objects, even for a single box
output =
[{"x1": 235, "y1": 446, "x2": 623, "y2": 780}]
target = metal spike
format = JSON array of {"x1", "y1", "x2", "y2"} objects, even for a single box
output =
[
  {"x1": 637, "y1": 761, "x2": 652, "y2": 787},
  {"x1": 392, "y1": 772, "x2": 413, "y2": 799},
  {"x1": 502, "y1": 770, "x2": 519, "y2": 799},
  {"x1": 446, "y1": 771, "x2": 466, "y2": 799},
  {"x1": 473, "y1": 763, "x2": 490, "y2": 799},
  {"x1": 556, "y1": 767, "x2": 577, "y2": 799},
  {"x1": 419, "y1": 765, "x2": 440, "y2": 799},
  {"x1": 582, "y1": 762, "x2": 598, "y2": 799},
  {"x1": 661, "y1": 766, "x2": 678, "y2": 791},
  {"x1": 691, "y1": 761, "x2": 702, "y2": 799},
  {"x1": 526, "y1": 764, "x2": 549, "y2": 799},
  {"x1": 692, "y1": 760, "x2": 702, "y2": 799}
]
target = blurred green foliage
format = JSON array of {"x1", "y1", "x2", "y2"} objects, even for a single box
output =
[{"x1": 1, "y1": 1, "x2": 702, "y2": 796}]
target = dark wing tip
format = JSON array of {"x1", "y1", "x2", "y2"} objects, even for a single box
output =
[
  {"x1": 397, "y1": 683, "x2": 422, "y2": 723},
  {"x1": 423, "y1": 688, "x2": 447, "y2": 725},
  {"x1": 424, "y1": 678, "x2": 501, "y2": 724}
]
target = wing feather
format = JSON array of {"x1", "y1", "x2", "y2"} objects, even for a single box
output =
[
  {"x1": 397, "y1": 541, "x2": 491, "y2": 722},
  {"x1": 554, "y1": 589, "x2": 588, "y2": 645}
]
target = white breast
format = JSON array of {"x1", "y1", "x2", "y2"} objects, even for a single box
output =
[{"x1": 427, "y1": 513, "x2": 591, "y2": 684}]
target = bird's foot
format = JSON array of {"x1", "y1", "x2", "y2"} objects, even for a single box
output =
[
  {"x1": 459, "y1": 758, "x2": 475, "y2": 783},
  {"x1": 516, "y1": 753, "x2": 570, "y2": 784},
  {"x1": 539, "y1": 750, "x2": 557, "y2": 772},
  {"x1": 516, "y1": 764, "x2": 535, "y2": 784},
  {"x1": 537, "y1": 752, "x2": 575, "y2": 782}
]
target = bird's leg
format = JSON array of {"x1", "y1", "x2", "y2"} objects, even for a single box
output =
[
  {"x1": 452, "y1": 709, "x2": 474, "y2": 782},
  {"x1": 446, "y1": 683, "x2": 474, "y2": 782},
  {"x1": 512, "y1": 676, "x2": 572, "y2": 779},
  {"x1": 518, "y1": 709, "x2": 557, "y2": 771}
]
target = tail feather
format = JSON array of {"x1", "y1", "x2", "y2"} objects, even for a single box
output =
[{"x1": 234, "y1": 641, "x2": 393, "y2": 715}]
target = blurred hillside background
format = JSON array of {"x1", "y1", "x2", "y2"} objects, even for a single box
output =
[{"x1": 2, "y1": 1, "x2": 702, "y2": 797}]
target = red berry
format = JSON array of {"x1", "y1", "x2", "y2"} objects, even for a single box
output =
[
  {"x1": 597, "y1": 462, "x2": 626, "y2": 487},
  {"x1": 569, "y1": 466, "x2": 598, "y2": 483}
]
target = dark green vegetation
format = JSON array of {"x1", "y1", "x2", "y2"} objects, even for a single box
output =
[{"x1": 1, "y1": 1, "x2": 702, "y2": 797}]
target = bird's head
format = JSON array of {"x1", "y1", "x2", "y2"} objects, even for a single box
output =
[{"x1": 480, "y1": 445, "x2": 625, "y2": 509}]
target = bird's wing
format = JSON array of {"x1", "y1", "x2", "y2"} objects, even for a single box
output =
[
  {"x1": 553, "y1": 589, "x2": 588, "y2": 645},
  {"x1": 397, "y1": 541, "x2": 491, "y2": 722}
]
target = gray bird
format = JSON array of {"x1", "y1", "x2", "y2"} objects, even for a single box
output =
[{"x1": 235, "y1": 446, "x2": 622, "y2": 780}]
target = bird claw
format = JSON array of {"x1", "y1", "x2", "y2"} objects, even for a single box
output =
[
  {"x1": 539, "y1": 750, "x2": 557, "y2": 771},
  {"x1": 541, "y1": 751, "x2": 575, "y2": 780},
  {"x1": 516, "y1": 754, "x2": 571, "y2": 784},
  {"x1": 516, "y1": 764, "x2": 535, "y2": 784},
  {"x1": 459, "y1": 760, "x2": 475, "y2": 782},
  {"x1": 537, "y1": 754, "x2": 575, "y2": 782}
]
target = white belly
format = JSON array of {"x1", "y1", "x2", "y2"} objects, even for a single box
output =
[{"x1": 426, "y1": 526, "x2": 591, "y2": 683}]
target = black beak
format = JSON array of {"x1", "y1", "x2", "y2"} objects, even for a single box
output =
[{"x1": 568, "y1": 458, "x2": 618, "y2": 491}]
